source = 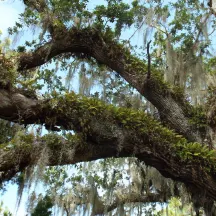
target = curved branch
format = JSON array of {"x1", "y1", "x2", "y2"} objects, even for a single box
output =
[{"x1": 17, "y1": 27, "x2": 203, "y2": 143}]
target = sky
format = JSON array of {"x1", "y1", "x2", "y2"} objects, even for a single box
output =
[{"x1": 0, "y1": 1, "x2": 23, "y2": 37}]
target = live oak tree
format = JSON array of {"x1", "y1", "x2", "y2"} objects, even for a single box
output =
[{"x1": 1, "y1": 0, "x2": 216, "y2": 215}]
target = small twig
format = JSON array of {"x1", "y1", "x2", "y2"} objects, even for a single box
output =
[
  {"x1": 147, "y1": 40, "x2": 151, "y2": 79},
  {"x1": 208, "y1": 28, "x2": 216, "y2": 36},
  {"x1": 128, "y1": 19, "x2": 146, "y2": 41},
  {"x1": 64, "y1": 203, "x2": 70, "y2": 216},
  {"x1": 150, "y1": 24, "x2": 168, "y2": 36}
]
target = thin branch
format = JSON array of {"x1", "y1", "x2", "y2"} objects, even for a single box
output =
[
  {"x1": 94, "y1": 192, "x2": 166, "y2": 215},
  {"x1": 150, "y1": 24, "x2": 168, "y2": 36},
  {"x1": 128, "y1": 19, "x2": 146, "y2": 41},
  {"x1": 63, "y1": 203, "x2": 70, "y2": 216},
  {"x1": 147, "y1": 40, "x2": 152, "y2": 79},
  {"x1": 193, "y1": 14, "x2": 210, "y2": 50}
]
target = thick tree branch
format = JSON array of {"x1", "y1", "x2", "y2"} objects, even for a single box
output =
[
  {"x1": 17, "y1": 28, "x2": 203, "y2": 143},
  {"x1": 0, "y1": 90, "x2": 216, "y2": 202}
]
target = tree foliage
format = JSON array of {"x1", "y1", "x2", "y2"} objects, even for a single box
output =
[
  {"x1": 0, "y1": 0, "x2": 216, "y2": 215},
  {"x1": 31, "y1": 195, "x2": 53, "y2": 216}
]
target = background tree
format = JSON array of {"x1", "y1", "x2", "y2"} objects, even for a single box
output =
[
  {"x1": 31, "y1": 195, "x2": 53, "y2": 216},
  {"x1": 0, "y1": 201, "x2": 12, "y2": 216},
  {"x1": 1, "y1": 0, "x2": 216, "y2": 215}
]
